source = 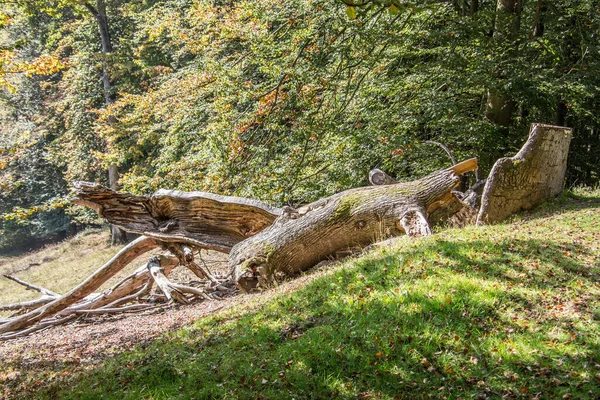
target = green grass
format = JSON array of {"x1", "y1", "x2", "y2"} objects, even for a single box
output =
[{"x1": 10, "y1": 189, "x2": 600, "y2": 398}]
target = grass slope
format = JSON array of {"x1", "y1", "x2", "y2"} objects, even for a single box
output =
[{"x1": 14, "y1": 191, "x2": 600, "y2": 398}]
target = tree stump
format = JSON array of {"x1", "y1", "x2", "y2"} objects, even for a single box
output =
[{"x1": 477, "y1": 123, "x2": 572, "y2": 224}]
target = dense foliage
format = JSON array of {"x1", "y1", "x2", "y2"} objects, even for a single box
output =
[{"x1": 0, "y1": 0, "x2": 598, "y2": 251}]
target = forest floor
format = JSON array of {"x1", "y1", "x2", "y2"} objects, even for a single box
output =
[{"x1": 1, "y1": 189, "x2": 599, "y2": 399}]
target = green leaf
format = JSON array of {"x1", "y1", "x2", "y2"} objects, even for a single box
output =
[
  {"x1": 346, "y1": 6, "x2": 357, "y2": 20},
  {"x1": 388, "y1": 5, "x2": 399, "y2": 15}
]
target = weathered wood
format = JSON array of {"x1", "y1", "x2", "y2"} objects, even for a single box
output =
[
  {"x1": 0, "y1": 236, "x2": 159, "y2": 336},
  {"x1": 72, "y1": 182, "x2": 282, "y2": 253},
  {"x1": 477, "y1": 124, "x2": 572, "y2": 224},
  {"x1": 369, "y1": 169, "x2": 397, "y2": 185},
  {"x1": 400, "y1": 208, "x2": 432, "y2": 237},
  {"x1": 0, "y1": 297, "x2": 55, "y2": 312},
  {"x1": 1, "y1": 156, "x2": 484, "y2": 338},
  {"x1": 61, "y1": 256, "x2": 179, "y2": 313},
  {"x1": 147, "y1": 255, "x2": 189, "y2": 304},
  {"x1": 230, "y1": 159, "x2": 478, "y2": 291},
  {"x1": 3, "y1": 275, "x2": 60, "y2": 298}
]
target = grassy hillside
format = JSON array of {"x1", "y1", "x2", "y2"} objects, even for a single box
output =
[{"x1": 4, "y1": 189, "x2": 600, "y2": 399}]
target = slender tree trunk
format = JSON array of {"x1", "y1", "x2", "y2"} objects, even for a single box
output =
[
  {"x1": 86, "y1": 0, "x2": 127, "y2": 244},
  {"x1": 95, "y1": 0, "x2": 113, "y2": 105},
  {"x1": 486, "y1": 0, "x2": 522, "y2": 127},
  {"x1": 556, "y1": 100, "x2": 567, "y2": 127},
  {"x1": 531, "y1": 0, "x2": 545, "y2": 38},
  {"x1": 108, "y1": 164, "x2": 127, "y2": 244},
  {"x1": 470, "y1": 0, "x2": 478, "y2": 15}
]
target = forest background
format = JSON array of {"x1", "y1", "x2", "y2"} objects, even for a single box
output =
[{"x1": 0, "y1": 0, "x2": 598, "y2": 253}]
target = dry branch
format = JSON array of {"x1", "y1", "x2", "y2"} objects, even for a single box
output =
[
  {"x1": 0, "y1": 236, "x2": 159, "y2": 337},
  {"x1": 3, "y1": 275, "x2": 60, "y2": 298}
]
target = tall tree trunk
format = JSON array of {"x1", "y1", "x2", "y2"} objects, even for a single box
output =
[
  {"x1": 531, "y1": 0, "x2": 545, "y2": 38},
  {"x1": 86, "y1": 0, "x2": 127, "y2": 244},
  {"x1": 556, "y1": 100, "x2": 567, "y2": 127},
  {"x1": 470, "y1": 0, "x2": 478, "y2": 15},
  {"x1": 486, "y1": 0, "x2": 522, "y2": 127}
]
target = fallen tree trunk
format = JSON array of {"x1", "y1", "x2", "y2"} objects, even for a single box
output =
[
  {"x1": 0, "y1": 122, "x2": 572, "y2": 339},
  {"x1": 72, "y1": 183, "x2": 281, "y2": 253},
  {"x1": 0, "y1": 158, "x2": 478, "y2": 338},
  {"x1": 231, "y1": 159, "x2": 478, "y2": 291}
]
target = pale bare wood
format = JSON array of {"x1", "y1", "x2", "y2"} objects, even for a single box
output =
[
  {"x1": 368, "y1": 169, "x2": 397, "y2": 185},
  {"x1": 72, "y1": 182, "x2": 282, "y2": 253},
  {"x1": 147, "y1": 255, "x2": 189, "y2": 304},
  {"x1": 61, "y1": 256, "x2": 179, "y2": 313},
  {"x1": 478, "y1": 124, "x2": 572, "y2": 224},
  {"x1": 0, "y1": 296, "x2": 55, "y2": 312},
  {"x1": 0, "y1": 236, "x2": 159, "y2": 336},
  {"x1": 3, "y1": 275, "x2": 60, "y2": 297},
  {"x1": 0, "y1": 315, "x2": 78, "y2": 340},
  {"x1": 448, "y1": 158, "x2": 478, "y2": 176},
  {"x1": 399, "y1": 208, "x2": 432, "y2": 237},
  {"x1": 71, "y1": 304, "x2": 159, "y2": 315}
]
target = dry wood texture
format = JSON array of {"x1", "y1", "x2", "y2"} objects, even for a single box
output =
[
  {"x1": 230, "y1": 159, "x2": 478, "y2": 291},
  {"x1": 0, "y1": 236, "x2": 159, "y2": 337},
  {"x1": 72, "y1": 183, "x2": 282, "y2": 253},
  {"x1": 477, "y1": 124, "x2": 572, "y2": 224},
  {"x1": 1, "y1": 159, "x2": 481, "y2": 338}
]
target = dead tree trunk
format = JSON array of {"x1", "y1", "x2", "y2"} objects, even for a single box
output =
[
  {"x1": 1, "y1": 159, "x2": 479, "y2": 338},
  {"x1": 72, "y1": 183, "x2": 282, "y2": 252},
  {"x1": 477, "y1": 123, "x2": 572, "y2": 224},
  {"x1": 230, "y1": 159, "x2": 478, "y2": 291}
]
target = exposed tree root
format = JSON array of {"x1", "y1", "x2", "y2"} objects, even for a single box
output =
[{"x1": 0, "y1": 236, "x2": 160, "y2": 337}]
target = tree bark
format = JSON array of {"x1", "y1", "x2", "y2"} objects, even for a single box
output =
[
  {"x1": 230, "y1": 159, "x2": 478, "y2": 291},
  {"x1": 72, "y1": 182, "x2": 282, "y2": 253},
  {"x1": 486, "y1": 0, "x2": 522, "y2": 127},
  {"x1": 109, "y1": 164, "x2": 128, "y2": 244},
  {"x1": 470, "y1": 0, "x2": 478, "y2": 15},
  {"x1": 84, "y1": 0, "x2": 127, "y2": 244},
  {"x1": 477, "y1": 124, "x2": 572, "y2": 224}
]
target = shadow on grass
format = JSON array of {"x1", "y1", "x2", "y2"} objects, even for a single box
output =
[
  {"x1": 25, "y1": 224, "x2": 599, "y2": 400},
  {"x1": 506, "y1": 190, "x2": 600, "y2": 223}
]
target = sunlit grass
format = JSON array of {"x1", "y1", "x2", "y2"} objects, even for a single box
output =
[{"x1": 7, "y1": 190, "x2": 600, "y2": 399}]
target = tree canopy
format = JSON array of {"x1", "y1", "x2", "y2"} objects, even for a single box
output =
[{"x1": 0, "y1": 0, "x2": 598, "y2": 252}]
